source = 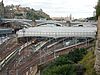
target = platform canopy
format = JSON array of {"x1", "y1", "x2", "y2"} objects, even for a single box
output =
[{"x1": 16, "y1": 26, "x2": 97, "y2": 38}]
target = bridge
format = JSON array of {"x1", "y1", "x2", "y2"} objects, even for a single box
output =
[
  {"x1": 0, "y1": 18, "x2": 33, "y2": 28},
  {"x1": 36, "y1": 20, "x2": 97, "y2": 26}
]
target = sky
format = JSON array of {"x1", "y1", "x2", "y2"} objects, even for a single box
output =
[{"x1": 2, "y1": 0, "x2": 98, "y2": 18}]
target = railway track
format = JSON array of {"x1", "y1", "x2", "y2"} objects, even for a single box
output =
[
  {"x1": 15, "y1": 39, "x2": 95, "y2": 75},
  {"x1": 0, "y1": 38, "x2": 95, "y2": 75}
]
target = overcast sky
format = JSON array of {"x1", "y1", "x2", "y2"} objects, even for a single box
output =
[{"x1": 2, "y1": 0, "x2": 98, "y2": 18}]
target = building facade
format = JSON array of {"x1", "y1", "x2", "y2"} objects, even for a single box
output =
[
  {"x1": 4, "y1": 5, "x2": 14, "y2": 18},
  {"x1": 0, "y1": 0, "x2": 4, "y2": 18}
]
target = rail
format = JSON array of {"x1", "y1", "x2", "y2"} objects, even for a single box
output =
[
  {"x1": 17, "y1": 39, "x2": 95, "y2": 74},
  {"x1": 0, "y1": 39, "x2": 36, "y2": 70},
  {"x1": 33, "y1": 39, "x2": 54, "y2": 52},
  {"x1": 0, "y1": 48, "x2": 19, "y2": 70},
  {"x1": 38, "y1": 39, "x2": 94, "y2": 66}
]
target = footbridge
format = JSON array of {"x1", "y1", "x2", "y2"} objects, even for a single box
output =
[{"x1": 17, "y1": 26, "x2": 97, "y2": 38}]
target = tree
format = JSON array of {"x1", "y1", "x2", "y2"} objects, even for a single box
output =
[
  {"x1": 41, "y1": 48, "x2": 87, "y2": 75},
  {"x1": 96, "y1": 0, "x2": 100, "y2": 18},
  {"x1": 26, "y1": 9, "x2": 50, "y2": 20},
  {"x1": 42, "y1": 64, "x2": 77, "y2": 75}
]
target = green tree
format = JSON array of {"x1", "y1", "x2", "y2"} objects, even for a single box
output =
[
  {"x1": 42, "y1": 64, "x2": 77, "y2": 75},
  {"x1": 96, "y1": 0, "x2": 100, "y2": 18},
  {"x1": 26, "y1": 9, "x2": 50, "y2": 20},
  {"x1": 41, "y1": 48, "x2": 87, "y2": 75}
]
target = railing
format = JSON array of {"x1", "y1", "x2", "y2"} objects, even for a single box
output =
[{"x1": 17, "y1": 31, "x2": 96, "y2": 38}]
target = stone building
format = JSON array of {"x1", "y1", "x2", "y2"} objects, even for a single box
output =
[
  {"x1": 0, "y1": 0, "x2": 28, "y2": 19},
  {"x1": 4, "y1": 5, "x2": 14, "y2": 18},
  {"x1": 0, "y1": 0, "x2": 4, "y2": 18},
  {"x1": 0, "y1": 0, "x2": 50, "y2": 20},
  {"x1": 14, "y1": 5, "x2": 28, "y2": 19},
  {"x1": 0, "y1": 0, "x2": 14, "y2": 18}
]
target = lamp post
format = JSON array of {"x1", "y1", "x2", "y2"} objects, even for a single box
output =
[
  {"x1": 0, "y1": 35, "x2": 3, "y2": 44},
  {"x1": 39, "y1": 45, "x2": 42, "y2": 64},
  {"x1": 53, "y1": 38, "x2": 56, "y2": 59},
  {"x1": 22, "y1": 28, "x2": 25, "y2": 39}
]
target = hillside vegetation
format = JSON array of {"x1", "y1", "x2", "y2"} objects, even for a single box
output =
[
  {"x1": 26, "y1": 9, "x2": 50, "y2": 20},
  {"x1": 79, "y1": 50, "x2": 97, "y2": 75},
  {"x1": 41, "y1": 48, "x2": 97, "y2": 75}
]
